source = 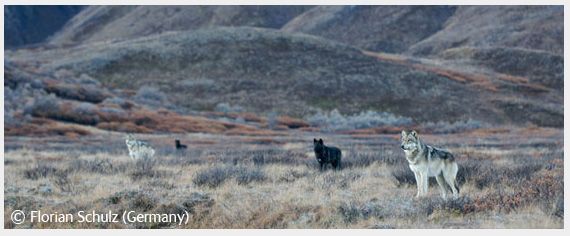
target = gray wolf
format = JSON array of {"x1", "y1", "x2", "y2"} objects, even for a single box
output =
[
  {"x1": 125, "y1": 134, "x2": 156, "y2": 160},
  {"x1": 400, "y1": 130, "x2": 459, "y2": 199},
  {"x1": 313, "y1": 138, "x2": 342, "y2": 170},
  {"x1": 175, "y1": 140, "x2": 187, "y2": 150}
]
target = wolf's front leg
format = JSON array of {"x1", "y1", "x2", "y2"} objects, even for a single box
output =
[
  {"x1": 421, "y1": 173, "x2": 429, "y2": 197},
  {"x1": 413, "y1": 171, "x2": 421, "y2": 198}
]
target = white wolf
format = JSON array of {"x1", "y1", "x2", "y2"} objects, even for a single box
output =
[
  {"x1": 400, "y1": 130, "x2": 459, "y2": 199},
  {"x1": 125, "y1": 134, "x2": 155, "y2": 160}
]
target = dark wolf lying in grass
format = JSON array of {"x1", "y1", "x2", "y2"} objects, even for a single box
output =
[
  {"x1": 313, "y1": 138, "x2": 342, "y2": 171},
  {"x1": 175, "y1": 139, "x2": 187, "y2": 149}
]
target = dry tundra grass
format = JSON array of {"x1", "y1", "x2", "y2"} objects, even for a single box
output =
[{"x1": 3, "y1": 127, "x2": 563, "y2": 229}]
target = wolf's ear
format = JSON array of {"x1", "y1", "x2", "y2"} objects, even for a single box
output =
[
  {"x1": 410, "y1": 130, "x2": 417, "y2": 137},
  {"x1": 314, "y1": 138, "x2": 317, "y2": 143},
  {"x1": 318, "y1": 139, "x2": 323, "y2": 144},
  {"x1": 401, "y1": 130, "x2": 407, "y2": 138}
]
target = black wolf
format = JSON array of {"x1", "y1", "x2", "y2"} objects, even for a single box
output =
[
  {"x1": 175, "y1": 139, "x2": 187, "y2": 150},
  {"x1": 313, "y1": 138, "x2": 342, "y2": 170}
]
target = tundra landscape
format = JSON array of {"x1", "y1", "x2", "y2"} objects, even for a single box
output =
[{"x1": 4, "y1": 6, "x2": 564, "y2": 229}]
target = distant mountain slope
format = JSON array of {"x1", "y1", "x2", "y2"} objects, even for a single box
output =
[
  {"x1": 408, "y1": 6, "x2": 563, "y2": 56},
  {"x1": 5, "y1": 5, "x2": 84, "y2": 48},
  {"x1": 8, "y1": 27, "x2": 561, "y2": 127},
  {"x1": 282, "y1": 6, "x2": 563, "y2": 57},
  {"x1": 438, "y1": 46, "x2": 563, "y2": 90},
  {"x1": 49, "y1": 5, "x2": 313, "y2": 45},
  {"x1": 282, "y1": 6, "x2": 456, "y2": 53}
]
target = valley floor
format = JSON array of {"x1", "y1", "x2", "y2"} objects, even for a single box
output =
[{"x1": 3, "y1": 127, "x2": 564, "y2": 228}]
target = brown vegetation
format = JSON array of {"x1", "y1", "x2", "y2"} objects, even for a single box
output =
[
  {"x1": 277, "y1": 116, "x2": 310, "y2": 129},
  {"x1": 4, "y1": 118, "x2": 91, "y2": 137},
  {"x1": 44, "y1": 80, "x2": 111, "y2": 103},
  {"x1": 4, "y1": 128, "x2": 563, "y2": 229}
]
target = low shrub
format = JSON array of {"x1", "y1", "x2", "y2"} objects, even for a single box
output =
[
  {"x1": 5, "y1": 118, "x2": 92, "y2": 137},
  {"x1": 129, "y1": 191, "x2": 157, "y2": 212},
  {"x1": 456, "y1": 159, "x2": 543, "y2": 189},
  {"x1": 44, "y1": 82, "x2": 109, "y2": 103},
  {"x1": 416, "y1": 196, "x2": 475, "y2": 216},
  {"x1": 51, "y1": 170, "x2": 75, "y2": 193},
  {"x1": 337, "y1": 200, "x2": 385, "y2": 224},
  {"x1": 460, "y1": 172, "x2": 563, "y2": 214},
  {"x1": 235, "y1": 167, "x2": 266, "y2": 185},
  {"x1": 307, "y1": 109, "x2": 412, "y2": 132},
  {"x1": 343, "y1": 151, "x2": 404, "y2": 168},
  {"x1": 70, "y1": 102, "x2": 100, "y2": 125},
  {"x1": 421, "y1": 119, "x2": 489, "y2": 134},
  {"x1": 130, "y1": 158, "x2": 159, "y2": 180},
  {"x1": 180, "y1": 192, "x2": 215, "y2": 212},
  {"x1": 216, "y1": 149, "x2": 307, "y2": 166},
  {"x1": 24, "y1": 162, "x2": 59, "y2": 180},
  {"x1": 96, "y1": 107, "x2": 129, "y2": 122},
  {"x1": 318, "y1": 171, "x2": 362, "y2": 189},
  {"x1": 24, "y1": 93, "x2": 60, "y2": 117},
  {"x1": 391, "y1": 164, "x2": 416, "y2": 187},
  {"x1": 192, "y1": 165, "x2": 266, "y2": 188},
  {"x1": 277, "y1": 116, "x2": 309, "y2": 129},
  {"x1": 134, "y1": 86, "x2": 169, "y2": 107},
  {"x1": 26, "y1": 96, "x2": 101, "y2": 125},
  {"x1": 192, "y1": 166, "x2": 232, "y2": 188},
  {"x1": 107, "y1": 190, "x2": 157, "y2": 212},
  {"x1": 215, "y1": 103, "x2": 244, "y2": 113},
  {"x1": 338, "y1": 201, "x2": 361, "y2": 224},
  {"x1": 102, "y1": 97, "x2": 135, "y2": 110},
  {"x1": 69, "y1": 159, "x2": 121, "y2": 175}
]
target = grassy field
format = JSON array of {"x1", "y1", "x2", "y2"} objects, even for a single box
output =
[{"x1": 4, "y1": 127, "x2": 563, "y2": 229}]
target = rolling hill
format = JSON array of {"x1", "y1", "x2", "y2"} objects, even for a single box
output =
[
  {"x1": 407, "y1": 6, "x2": 563, "y2": 56},
  {"x1": 5, "y1": 5, "x2": 84, "y2": 48},
  {"x1": 4, "y1": 5, "x2": 564, "y2": 137},
  {"x1": 7, "y1": 27, "x2": 562, "y2": 127},
  {"x1": 282, "y1": 6, "x2": 457, "y2": 53},
  {"x1": 48, "y1": 5, "x2": 313, "y2": 46}
]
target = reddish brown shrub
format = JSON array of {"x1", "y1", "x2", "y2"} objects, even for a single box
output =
[
  {"x1": 277, "y1": 116, "x2": 309, "y2": 129},
  {"x1": 5, "y1": 118, "x2": 91, "y2": 137},
  {"x1": 44, "y1": 82, "x2": 110, "y2": 103},
  {"x1": 208, "y1": 111, "x2": 266, "y2": 123},
  {"x1": 344, "y1": 126, "x2": 406, "y2": 135},
  {"x1": 96, "y1": 121, "x2": 153, "y2": 133},
  {"x1": 465, "y1": 172, "x2": 563, "y2": 214},
  {"x1": 30, "y1": 99, "x2": 100, "y2": 125},
  {"x1": 95, "y1": 107, "x2": 129, "y2": 122}
]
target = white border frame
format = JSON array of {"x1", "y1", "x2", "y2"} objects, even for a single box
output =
[{"x1": 1, "y1": 2, "x2": 567, "y2": 235}]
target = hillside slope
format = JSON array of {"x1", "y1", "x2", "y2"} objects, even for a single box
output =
[
  {"x1": 407, "y1": 6, "x2": 563, "y2": 56},
  {"x1": 7, "y1": 27, "x2": 561, "y2": 127},
  {"x1": 49, "y1": 5, "x2": 313, "y2": 45},
  {"x1": 282, "y1": 6, "x2": 456, "y2": 53},
  {"x1": 283, "y1": 6, "x2": 563, "y2": 57},
  {"x1": 5, "y1": 5, "x2": 84, "y2": 48}
]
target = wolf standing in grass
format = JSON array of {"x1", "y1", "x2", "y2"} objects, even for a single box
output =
[
  {"x1": 125, "y1": 134, "x2": 156, "y2": 160},
  {"x1": 313, "y1": 138, "x2": 342, "y2": 170},
  {"x1": 400, "y1": 130, "x2": 459, "y2": 199}
]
